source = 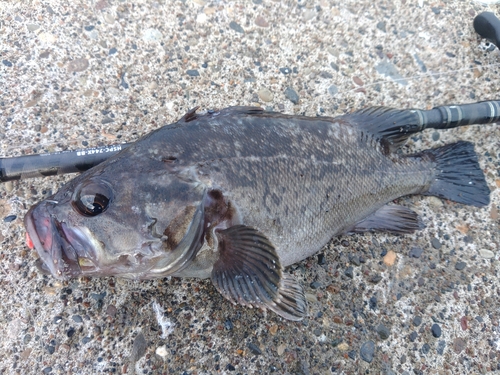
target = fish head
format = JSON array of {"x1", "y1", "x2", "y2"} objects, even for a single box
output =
[{"x1": 24, "y1": 158, "x2": 206, "y2": 280}]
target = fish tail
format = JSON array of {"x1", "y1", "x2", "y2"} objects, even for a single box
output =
[{"x1": 415, "y1": 141, "x2": 490, "y2": 207}]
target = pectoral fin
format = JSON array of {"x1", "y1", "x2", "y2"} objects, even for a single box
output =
[
  {"x1": 346, "y1": 204, "x2": 424, "y2": 235},
  {"x1": 211, "y1": 225, "x2": 307, "y2": 321}
]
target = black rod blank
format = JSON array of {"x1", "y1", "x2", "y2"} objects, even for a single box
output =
[{"x1": 0, "y1": 143, "x2": 131, "y2": 182}]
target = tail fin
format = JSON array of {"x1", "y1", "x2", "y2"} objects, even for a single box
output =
[{"x1": 419, "y1": 141, "x2": 490, "y2": 207}]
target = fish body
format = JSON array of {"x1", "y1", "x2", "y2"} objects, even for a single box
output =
[{"x1": 25, "y1": 106, "x2": 490, "y2": 320}]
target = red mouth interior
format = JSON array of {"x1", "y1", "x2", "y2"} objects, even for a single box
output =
[{"x1": 26, "y1": 232, "x2": 34, "y2": 249}]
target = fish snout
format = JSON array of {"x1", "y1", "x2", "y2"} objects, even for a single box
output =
[{"x1": 24, "y1": 203, "x2": 83, "y2": 279}]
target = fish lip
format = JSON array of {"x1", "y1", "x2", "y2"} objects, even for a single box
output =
[{"x1": 24, "y1": 203, "x2": 85, "y2": 280}]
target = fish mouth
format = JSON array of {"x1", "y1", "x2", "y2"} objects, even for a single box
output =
[{"x1": 24, "y1": 203, "x2": 97, "y2": 280}]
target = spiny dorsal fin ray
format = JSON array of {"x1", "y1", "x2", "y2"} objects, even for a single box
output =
[
  {"x1": 340, "y1": 106, "x2": 424, "y2": 152},
  {"x1": 211, "y1": 225, "x2": 307, "y2": 321}
]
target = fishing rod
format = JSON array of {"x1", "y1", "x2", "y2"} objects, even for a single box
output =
[
  {"x1": 0, "y1": 143, "x2": 131, "y2": 182},
  {"x1": 1, "y1": 100, "x2": 500, "y2": 183}
]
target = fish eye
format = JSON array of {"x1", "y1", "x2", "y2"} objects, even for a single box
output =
[{"x1": 72, "y1": 181, "x2": 113, "y2": 217}]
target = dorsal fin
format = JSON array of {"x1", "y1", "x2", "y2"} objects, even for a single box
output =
[
  {"x1": 340, "y1": 106, "x2": 425, "y2": 152},
  {"x1": 180, "y1": 106, "x2": 201, "y2": 123}
]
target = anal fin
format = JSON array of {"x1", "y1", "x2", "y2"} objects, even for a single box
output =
[
  {"x1": 347, "y1": 205, "x2": 424, "y2": 235},
  {"x1": 211, "y1": 225, "x2": 307, "y2": 321}
]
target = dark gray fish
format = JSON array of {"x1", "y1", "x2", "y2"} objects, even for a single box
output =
[{"x1": 25, "y1": 105, "x2": 491, "y2": 320}]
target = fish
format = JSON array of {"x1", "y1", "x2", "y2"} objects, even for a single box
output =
[{"x1": 24, "y1": 104, "x2": 492, "y2": 320}]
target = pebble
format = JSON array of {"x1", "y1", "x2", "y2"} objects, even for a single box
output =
[
  {"x1": 383, "y1": 250, "x2": 396, "y2": 266},
  {"x1": 106, "y1": 304, "x2": 117, "y2": 318},
  {"x1": 431, "y1": 324, "x2": 441, "y2": 338},
  {"x1": 347, "y1": 350, "x2": 357, "y2": 360},
  {"x1": 142, "y1": 28, "x2": 162, "y2": 42},
  {"x1": 427, "y1": 196, "x2": 443, "y2": 208},
  {"x1": 409, "y1": 246, "x2": 423, "y2": 258},
  {"x1": 409, "y1": 332, "x2": 417, "y2": 342},
  {"x1": 460, "y1": 316, "x2": 467, "y2": 330},
  {"x1": 453, "y1": 337, "x2": 466, "y2": 353},
  {"x1": 46, "y1": 345, "x2": 55, "y2": 355},
  {"x1": 67, "y1": 58, "x2": 89, "y2": 73},
  {"x1": 27, "y1": 24, "x2": 40, "y2": 31},
  {"x1": 375, "y1": 60, "x2": 408, "y2": 85},
  {"x1": 455, "y1": 261, "x2": 466, "y2": 271},
  {"x1": 91, "y1": 292, "x2": 106, "y2": 301},
  {"x1": 479, "y1": 249, "x2": 494, "y2": 259},
  {"x1": 82, "y1": 336, "x2": 92, "y2": 344},
  {"x1": 310, "y1": 281, "x2": 321, "y2": 289},
  {"x1": 258, "y1": 88, "x2": 273, "y2": 102},
  {"x1": 284, "y1": 87, "x2": 299, "y2": 104},
  {"x1": 431, "y1": 238, "x2": 441, "y2": 249},
  {"x1": 67, "y1": 328, "x2": 75, "y2": 337},
  {"x1": 130, "y1": 333, "x2": 147, "y2": 363},
  {"x1": 186, "y1": 69, "x2": 200, "y2": 77},
  {"x1": 353, "y1": 76, "x2": 364, "y2": 86},
  {"x1": 437, "y1": 340, "x2": 446, "y2": 355},
  {"x1": 491, "y1": 205, "x2": 498, "y2": 219},
  {"x1": 432, "y1": 131, "x2": 440, "y2": 141},
  {"x1": 108, "y1": 47, "x2": 117, "y2": 55},
  {"x1": 344, "y1": 266, "x2": 354, "y2": 279},
  {"x1": 376, "y1": 324, "x2": 390, "y2": 340},
  {"x1": 247, "y1": 342, "x2": 262, "y2": 355},
  {"x1": 337, "y1": 342, "x2": 349, "y2": 351},
  {"x1": 369, "y1": 296, "x2": 377, "y2": 310},
  {"x1": 277, "y1": 343, "x2": 286, "y2": 355},
  {"x1": 369, "y1": 275, "x2": 382, "y2": 284},
  {"x1": 413, "y1": 316, "x2": 422, "y2": 326},
  {"x1": 53, "y1": 316, "x2": 63, "y2": 324},
  {"x1": 255, "y1": 15, "x2": 269, "y2": 27},
  {"x1": 269, "y1": 325, "x2": 278, "y2": 335},
  {"x1": 3, "y1": 215, "x2": 16, "y2": 222},
  {"x1": 376, "y1": 21, "x2": 386, "y2": 32},
  {"x1": 224, "y1": 319, "x2": 233, "y2": 330},
  {"x1": 156, "y1": 345, "x2": 168, "y2": 359},
  {"x1": 421, "y1": 343, "x2": 430, "y2": 354},
  {"x1": 42, "y1": 367, "x2": 52, "y2": 374},
  {"x1": 317, "y1": 253, "x2": 326, "y2": 265},
  {"x1": 328, "y1": 85, "x2": 338, "y2": 96},
  {"x1": 4, "y1": 181, "x2": 13, "y2": 192},
  {"x1": 229, "y1": 21, "x2": 244, "y2": 34},
  {"x1": 196, "y1": 13, "x2": 207, "y2": 23},
  {"x1": 279, "y1": 67, "x2": 291, "y2": 75},
  {"x1": 360, "y1": 341, "x2": 375, "y2": 363},
  {"x1": 103, "y1": 13, "x2": 115, "y2": 24},
  {"x1": 303, "y1": 9, "x2": 316, "y2": 21},
  {"x1": 349, "y1": 255, "x2": 360, "y2": 266}
]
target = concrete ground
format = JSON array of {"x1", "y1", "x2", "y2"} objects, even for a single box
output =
[{"x1": 0, "y1": 0, "x2": 499, "y2": 374}]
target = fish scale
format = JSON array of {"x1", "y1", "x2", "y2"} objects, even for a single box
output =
[{"x1": 200, "y1": 144, "x2": 431, "y2": 267}]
